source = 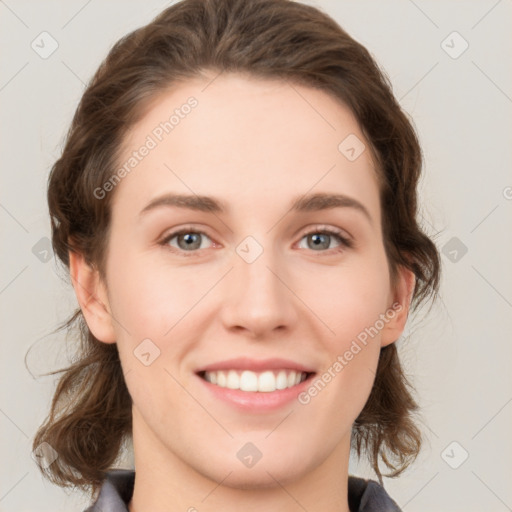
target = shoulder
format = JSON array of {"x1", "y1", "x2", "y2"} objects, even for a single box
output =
[
  {"x1": 83, "y1": 469, "x2": 135, "y2": 512},
  {"x1": 348, "y1": 475, "x2": 403, "y2": 512}
]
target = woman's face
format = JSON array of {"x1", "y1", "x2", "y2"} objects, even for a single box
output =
[{"x1": 77, "y1": 73, "x2": 412, "y2": 488}]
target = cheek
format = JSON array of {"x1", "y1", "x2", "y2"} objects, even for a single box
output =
[
  {"x1": 106, "y1": 249, "x2": 194, "y2": 338},
  {"x1": 307, "y1": 255, "x2": 391, "y2": 343}
]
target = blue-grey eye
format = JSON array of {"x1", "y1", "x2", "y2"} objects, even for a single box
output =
[{"x1": 164, "y1": 231, "x2": 212, "y2": 252}]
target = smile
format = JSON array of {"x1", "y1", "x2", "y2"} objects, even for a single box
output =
[{"x1": 199, "y1": 369, "x2": 312, "y2": 392}]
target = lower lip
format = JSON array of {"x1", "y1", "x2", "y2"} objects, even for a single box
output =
[{"x1": 195, "y1": 373, "x2": 315, "y2": 412}]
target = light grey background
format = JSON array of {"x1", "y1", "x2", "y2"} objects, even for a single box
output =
[{"x1": 1, "y1": 1, "x2": 511, "y2": 511}]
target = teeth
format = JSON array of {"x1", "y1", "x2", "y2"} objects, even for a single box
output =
[
  {"x1": 203, "y1": 369, "x2": 308, "y2": 392},
  {"x1": 227, "y1": 370, "x2": 241, "y2": 390},
  {"x1": 276, "y1": 371, "x2": 288, "y2": 390},
  {"x1": 217, "y1": 371, "x2": 226, "y2": 387},
  {"x1": 239, "y1": 370, "x2": 258, "y2": 391}
]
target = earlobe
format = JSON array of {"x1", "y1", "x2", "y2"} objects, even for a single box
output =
[
  {"x1": 68, "y1": 250, "x2": 117, "y2": 344},
  {"x1": 380, "y1": 266, "x2": 416, "y2": 348}
]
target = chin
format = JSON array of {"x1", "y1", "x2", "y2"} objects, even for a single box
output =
[
  {"x1": 193, "y1": 447, "x2": 312, "y2": 490},
  {"x1": 207, "y1": 462, "x2": 306, "y2": 490}
]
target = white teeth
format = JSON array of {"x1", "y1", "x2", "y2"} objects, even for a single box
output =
[
  {"x1": 202, "y1": 369, "x2": 308, "y2": 392},
  {"x1": 217, "y1": 371, "x2": 226, "y2": 387},
  {"x1": 226, "y1": 370, "x2": 239, "y2": 390},
  {"x1": 276, "y1": 371, "x2": 288, "y2": 390},
  {"x1": 257, "y1": 371, "x2": 275, "y2": 392},
  {"x1": 240, "y1": 370, "x2": 259, "y2": 391}
]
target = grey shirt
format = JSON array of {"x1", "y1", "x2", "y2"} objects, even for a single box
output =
[{"x1": 83, "y1": 469, "x2": 402, "y2": 512}]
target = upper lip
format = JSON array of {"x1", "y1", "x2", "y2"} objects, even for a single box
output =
[{"x1": 196, "y1": 357, "x2": 316, "y2": 374}]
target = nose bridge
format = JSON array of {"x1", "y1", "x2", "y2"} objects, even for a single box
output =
[{"x1": 221, "y1": 235, "x2": 297, "y2": 334}]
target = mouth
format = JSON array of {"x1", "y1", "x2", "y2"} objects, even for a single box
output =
[
  {"x1": 194, "y1": 357, "x2": 317, "y2": 411},
  {"x1": 196, "y1": 369, "x2": 316, "y2": 393}
]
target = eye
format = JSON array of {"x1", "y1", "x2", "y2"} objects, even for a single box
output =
[
  {"x1": 159, "y1": 225, "x2": 353, "y2": 257},
  {"x1": 160, "y1": 228, "x2": 214, "y2": 256},
  {"x1": 297, "y1": 226, "x2": 353, "y2": 254}
]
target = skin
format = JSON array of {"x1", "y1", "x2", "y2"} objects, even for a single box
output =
[{"x1": 70, "y1": 72, "x2": 415, "y2": 512}]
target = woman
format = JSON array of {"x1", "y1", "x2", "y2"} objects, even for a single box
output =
[{"x1": 32, "y1": 0, "x2": 440, "y2": 510}]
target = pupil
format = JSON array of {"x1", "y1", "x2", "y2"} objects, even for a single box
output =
[
  {"x1": 311, "y1": 234, "x2": 328, "y2": 249},
  {"x1": 181, "y1": 233, "x2": 200, "y2": 249}
]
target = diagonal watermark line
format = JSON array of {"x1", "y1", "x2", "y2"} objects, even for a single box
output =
[
  {"x1": 0, "y1": 0, "x2": 29, "y2": 28},
  {"x1": 0, "y1": 203, "x2": 29, "y2": 233},
  {"x1": 200, "y1": 471, "x2": 233, "y2": 502},
  {"x1": 470, "y1": 204, "x2": 499, "y2": 233},
  {"x1": 0, "y1": 266, "x2": 28, "y2": 296},
  {"x1": 471, "y1": 265, "x2": 512, "y2": 307},
  {"x1": 266, "y1": 164, "x2": 337, "y2": 234},
  {"x1": 472, "y1": 61, "x2": 512, "y2": 104},
  {"x1": 266, "y1": 471, "x2": 310, "y2": 511},
  {"x1": 0, "y1": 472, "x2": 29, "y2": 503},
  {"x1": 265, "y1": 410, "x2": 294, "y2": 438},
  {"x1": 472, "y1": 471, "x2": 512, "y2": 511},
  {"x1": 0, "y1": 62, "x2": 29, "y2": 92},
  {"x1": 286, "y1": 80, "x2": 336, "y2": 131},
  {"x1": 399, "y1": 62, "x2": 439, "y2": 101},
  {"x1": 265, "y1": 266, "x2": 336, "y2": 335},
  {"x1": 472, "y1": 396, "x2": 512, "y2": 439},
  {"x1": 401, "y1": 472, "x2": 439, "y2": 509},
  {"x1": 61, "y1": 60, "x2": 86, "y2": 87},
  {"x1": 201, "y1": 69, "x2": 224, "y2": 93},
  {"x1": 472, "y1": 0, "x2": 503, "y2": 30},
  {"x1": 163, "y1": 368, "x2": 233, "y2": 438},
  {"x1": 61, "y1": 0, "x2": 93, "y2": 29},
  {"x1": 163, "y1": 267, "x2": 234, "y2": 336},
  {"x1": 0, "y1": 408, "x2": 28, "y2": 438},
  {"x1": 424, "y1": 423, "x2": 439, "y2": 439},
  {"x1": 407, "y1": 0, "x2": 439, "y2": 28}
]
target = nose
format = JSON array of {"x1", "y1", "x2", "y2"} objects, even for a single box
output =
[{"x1": 219, "y1": 246, "x2": 299, "y2": 338}]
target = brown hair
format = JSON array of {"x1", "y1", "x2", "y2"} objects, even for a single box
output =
[{"x1": 30, "y1": 0, "x2": 440, "y2": 497}]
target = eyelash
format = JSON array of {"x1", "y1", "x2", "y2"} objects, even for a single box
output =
[{"x1": 159, "y1": 225, "x2": 353, "y2": 258}]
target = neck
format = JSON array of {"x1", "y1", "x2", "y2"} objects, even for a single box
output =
[{"x1": 128, "y1": 409, "x2": 351, "y2": 512}]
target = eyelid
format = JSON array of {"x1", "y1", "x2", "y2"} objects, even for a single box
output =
[
  {"x1": 297, "y1": 224, "x2": 353, "y2": 242},
  {"x1": 159, "y1": 223, "x2": 354, "y2": 256}
]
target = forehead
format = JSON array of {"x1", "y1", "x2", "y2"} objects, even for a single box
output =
[{"x1": 111, "y1": 72, "x2": 381, "y2": 226}]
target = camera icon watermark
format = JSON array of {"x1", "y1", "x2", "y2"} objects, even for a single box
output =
[
  {"x1": 236, "y1": 236, "x2": 263, "y2": 264},
  {"x1": 133, "y1": 338, "x2": 161, "y2": 366},
  {"x1": 32, "y1": 236, "x2": 53, "y2": 263},
  {"x1": 31, "y1": 31, "x2": 59, "y2": 59},
  {"x1": 442, "y1": 236, "x2": 468, "y2": 263},
  {"x1": 441, "y1": 441, "x2": 469, "y2": 469},
  {"x1": 236, "y1": 442, "x2": 262, "y2": 468},
  {"x1": 441, "y1": 31, "x2": 469, "y2": 60},
  {"x1": 338, "y1": 134, "x2": 366, "y2": 162},
  {"x1": 32, "y1": 442, "x2": 59, "y2": 469}
]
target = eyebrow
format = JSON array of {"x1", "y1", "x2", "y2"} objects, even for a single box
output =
[{"x1": 138, "y1": 192, "x2": 372, "y2": 224}]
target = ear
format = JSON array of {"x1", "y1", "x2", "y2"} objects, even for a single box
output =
[
  {"x1": 68, "y1": 250, "x2": 116, "y2": 344},
  {"x1": 380, "y1": 265, "x2": 416, "y2": 348}
]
